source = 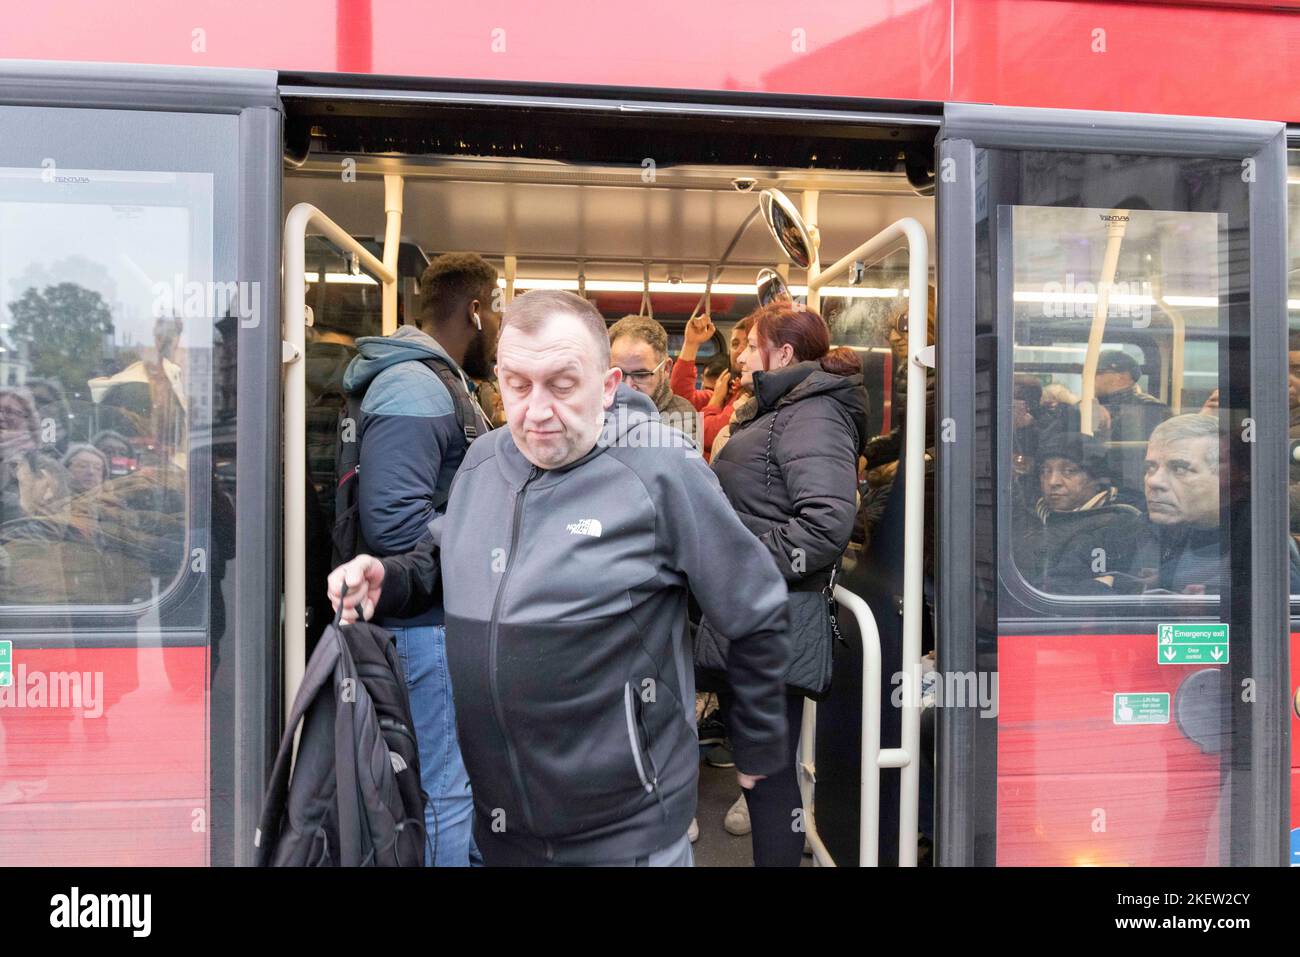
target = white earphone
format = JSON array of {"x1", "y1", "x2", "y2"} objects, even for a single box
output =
[{"x1": 472, "y1": 311, "x2": 483, "y2": 331}]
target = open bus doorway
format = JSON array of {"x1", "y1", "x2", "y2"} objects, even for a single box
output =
[{"x1": 279, "y1": 88, "x2": 939, "y2": 866}]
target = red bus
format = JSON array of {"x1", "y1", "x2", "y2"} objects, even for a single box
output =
[{"x1": 0, "y1": 0, "x2": 1295, "y2": 867}]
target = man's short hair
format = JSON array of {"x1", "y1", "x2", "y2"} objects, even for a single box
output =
[
  {"x1": 501, "y1": 289, "x2": 611, "y2": 368},
  {"x1": 704, "y1": 354, "x2": 730, "y2": 379},
  {"x1": 1148, "y1": 413, "x2": 1219, "y2": 472},
  {"x1": 419, "y1": 253, "x2": 498, "y2": 324},
  {"x1": 607, "y1": 314, "x2": 669, "y2": 360}
]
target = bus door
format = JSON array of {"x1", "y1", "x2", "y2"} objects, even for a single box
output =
[
  {"x1": 0, "y1": 62, "x2": 282, "y2": 865},
  {"x1": 936, "y1": 104, "x2": 1291, "y2": 866}
]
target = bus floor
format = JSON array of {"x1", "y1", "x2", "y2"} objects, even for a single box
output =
[{"x1": 693, "y1": 750, "x2": 813, "y2": 868}]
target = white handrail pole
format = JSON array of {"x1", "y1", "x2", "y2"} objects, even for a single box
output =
[
  {"x1": 898, "y1": 216, "x2": 929, "y2": 867},
  {"x1": 381, "y1": 175, "x2": 404, "y2": 335},
  {"x1": 831, "y1": 585, "x2": 882, "y2": 866},
  {"x1": 282, "y1": 203, "x2": 398, "y2": 720}
]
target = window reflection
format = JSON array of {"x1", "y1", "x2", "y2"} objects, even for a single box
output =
[
  {"x1": 1008, "y1": 204, "x2": 1230, "y2": 597},
  {"x1": 0, "y1": 169, "x2": 211, "y2": 608}
]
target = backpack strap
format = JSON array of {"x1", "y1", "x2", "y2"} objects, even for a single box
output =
[
  {"x1": 419, "y1": 355, "x2": 483, "y2": 447},
  {"x1": 418, "y1": 356, "x2": 487, "y2": 511}
]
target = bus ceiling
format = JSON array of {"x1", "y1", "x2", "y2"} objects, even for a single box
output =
[{"x1": 278, "y1": 84, "x2": 940, "y2": 183}]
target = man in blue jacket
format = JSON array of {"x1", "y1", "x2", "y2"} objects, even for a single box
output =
[{"x1": 340, "y1": 252, "x2": 499, "y2": 866}]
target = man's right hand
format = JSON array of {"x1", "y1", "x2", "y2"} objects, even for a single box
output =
[
  {"x1": 680, "y1": 313, "x2": 715, "y2": 362},
  {"x1": 327, "y1": 554, "x2": 386, "y2": 624}
]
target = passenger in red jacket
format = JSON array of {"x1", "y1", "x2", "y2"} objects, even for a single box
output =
[{"x1": 672, "y1": 313, "x2": 754, "y2": 460}]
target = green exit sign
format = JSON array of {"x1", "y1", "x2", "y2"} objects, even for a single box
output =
[
  {"x1": 1157, "y1": 623, "x2": 1228, "y2": 665},
  {"x1": 0, "y1": 640, "x2": 10, "y2": 688},
  {"x1": 1113, "y1": 693, "x2": 1170, "y2": 726}
]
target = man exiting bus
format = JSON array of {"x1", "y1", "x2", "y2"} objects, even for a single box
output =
[
  {"x1": 329, "y1": 290, "x2": 791, "y2": 866},
  {"x1": 339, "y1": 252, "x2": 500, "y2": 866}
]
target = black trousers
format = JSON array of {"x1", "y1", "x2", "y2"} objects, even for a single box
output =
[{"x1": 717, "y1": 688, "x2": 805, "y2": 867}]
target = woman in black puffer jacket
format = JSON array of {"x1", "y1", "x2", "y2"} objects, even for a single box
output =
[{"x1": 709, "y1": 302, "x2": 867, "y2": 866}]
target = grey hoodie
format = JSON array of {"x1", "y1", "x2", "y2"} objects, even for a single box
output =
[{"x1": 374, "y1": 384, "x2": 791, "y2": 864}]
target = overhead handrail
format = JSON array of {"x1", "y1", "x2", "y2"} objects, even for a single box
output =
[
  {"x1": 639, "y1": 263, "x2": 654, "y2": 319},
  {"x1": 282, "y1": 201, "x2": 398, "y2": 720}
]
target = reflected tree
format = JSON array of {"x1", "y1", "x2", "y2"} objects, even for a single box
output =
[{"x1": 7, "y1": 283, "x2": 114, "y2": 394}]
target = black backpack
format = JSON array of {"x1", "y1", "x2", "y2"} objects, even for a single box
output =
[
  {"x1": 255, "y1": 605, "x2": 429, "y2": 866},
  {"x1": 332, "y1": 355, "x2": 481, "y2": 565}
]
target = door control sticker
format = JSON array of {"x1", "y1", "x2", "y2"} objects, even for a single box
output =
[{"x1": 1157, "y1": 623, "x2": 1228, "y2": 665}]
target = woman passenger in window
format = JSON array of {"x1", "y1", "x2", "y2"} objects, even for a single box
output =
[{"x1": 1013, "y1": 431, "x2": 1142, "y2": 594}]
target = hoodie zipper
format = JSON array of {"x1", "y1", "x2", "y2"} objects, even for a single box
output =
[{"x1": 488, "y1": 465, "x2": 552, "y2": 858}]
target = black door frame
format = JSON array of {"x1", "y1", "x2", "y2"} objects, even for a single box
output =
[{"x1": 936, "y1": 103, "x2": 1291, "y2": 867}]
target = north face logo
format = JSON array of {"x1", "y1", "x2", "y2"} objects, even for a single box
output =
[{"x1": 566, "y1": 519, "x2": 602, "y2": 538}]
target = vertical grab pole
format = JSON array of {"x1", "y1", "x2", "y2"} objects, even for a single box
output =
[
  {"x1": 1078, "y1": 211, "x2": 1129, "y2": 434},
  {"x1": 898, "y1": 220, "x2": 930, "y2": 867},
  {"x1": 282, "y1": 204, "x2": 397, "y2": 720},
  {"x1": 381, "y1": 175, "x2": 404, "y2": 335},
  {"x1": 282, "y1": 211, "x2": 307, "y2": 729},
  {"x1": 800, "y1": 217, "x2": 927, "y2": 866}
]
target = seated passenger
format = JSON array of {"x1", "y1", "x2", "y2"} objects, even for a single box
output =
[
  {"x1": 1094, "y1": 350, "x2": 1171, "y2": 497},
  {"x1": 62, "y1": 443, "x2": 108, "y2": 497},
  {"x1": 1118, "y1": 413, "x2": 1221, "y2": 595},
  {"x1": 1013, "y1": 432, "x2": 1142, "y2": 593},
  {"x1": 608, "y1": 314, "x2": 701, "y2": 448}
]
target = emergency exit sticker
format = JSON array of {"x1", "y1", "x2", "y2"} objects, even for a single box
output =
[
  {"x1": 0, "y1": 640, "x2": 10, "y2": 688},
  {"x1": 1113, "y1": 693, "x2": 1170, "y2": 726},
  {"x1": 1157, "y1": 623, "x2": 1228, "y2": 665}
]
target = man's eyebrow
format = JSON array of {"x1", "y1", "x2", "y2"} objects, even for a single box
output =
[{"x1": 498, "y1": 359, "x2": 582, "y2": 377}]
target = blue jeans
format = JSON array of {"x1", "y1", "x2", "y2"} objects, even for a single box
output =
[{"x1": 391, "y1": 623, "x2": 481, "y2": 867}]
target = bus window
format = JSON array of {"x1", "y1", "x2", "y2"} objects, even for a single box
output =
[
  {"x1": 1005, "y1": 203, "x2": 1230, "y2": 602},
  {"x1": 0, "y1": 168, "x2": 211, "y2": 609},
  {"x1": 0, "y1": 80, "x2": 276, "y2": 866}
]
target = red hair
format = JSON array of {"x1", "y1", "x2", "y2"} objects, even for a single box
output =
[
  {"x1": 820, "y1": 346, "x2": 862, "y2": 377},
  {"x1": 748, "y1": 302, "x2": 856, "y2": 375}
]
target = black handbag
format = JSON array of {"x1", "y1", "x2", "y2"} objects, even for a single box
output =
[{"x1": 694, "y1": 566, "x2": 842, "y2": 701}]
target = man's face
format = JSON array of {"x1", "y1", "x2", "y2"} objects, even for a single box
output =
[
  {"x1": 729, "y1": 325, "x2": 747, "y2": 377},
  {"x1": 1144, "y1": 435, "x2": 1219, "y2": 529},
  {"x1": 1039, "y1": 456, "x2": 1098, "y2": 512},
  {"x1": 609, "y1": 336, "x2": 666, "y2": 399},
  {"x1": 1094, "y1": 369, "x2": 1133, "y2": 398},
  {"x1": 496, "y1": 312, "x2": 620, "y2": 470},
  {"x1": 1287, "y1": 350, "x2": 1300, "y2": 410},
  {"x1": 462, "y1": 288, "x2": 503, "y2": 381}
]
